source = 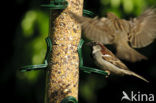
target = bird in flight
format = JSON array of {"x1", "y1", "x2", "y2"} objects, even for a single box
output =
[{"x1": 69, "y1": 9, "x2": 156, "y2": 62}]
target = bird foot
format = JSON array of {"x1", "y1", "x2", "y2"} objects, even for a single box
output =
[{"x1": 105, "y1": 70, "x2": 110, "y2": 78}]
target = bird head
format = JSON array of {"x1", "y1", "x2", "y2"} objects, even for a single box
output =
[
  {"x1": 85, "y1": 42, "x2": 115, "y2": 56},
  {"x1": 85, "y1": 42, "x2": 104, "y2": 54}
]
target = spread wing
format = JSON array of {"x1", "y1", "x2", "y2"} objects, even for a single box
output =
[
  {"x1": 68, "y1": 11, "x2": 115, "y2": 44},
  {"x1": 129, "y1": 8, "x2": 156, "y2": 48}
]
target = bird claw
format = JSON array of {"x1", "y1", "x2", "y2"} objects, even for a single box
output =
[{"x1": 105, "y1": 70, "x2": 110, "y2": 78}]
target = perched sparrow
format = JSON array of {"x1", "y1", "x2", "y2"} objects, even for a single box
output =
[
  {"x1": 69, "y1": 9, "x2": 156, "y2": 62},
  {"x1": 87, "y1": 42, "x2": 149, "y2": 82}
]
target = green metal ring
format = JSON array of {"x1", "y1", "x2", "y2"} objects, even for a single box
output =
[
  {"x1": 61, "y1": 96, "x2": 78, "y2": 103},
  {"x1": 41, "y1": 0, "x2": 68, "y2": 9},
  {"x1": 18, "y1": 37, "x2": 52, "y2": 72},
  {"x1": 83, "y1": 9, "x2": 95, "y2": 17},
  {"x1": 41, "y1": 0, "x2": 95, "y2": 17},
  {"x1": 19, "y1": 61, "x2": 48, "y2": 72}
]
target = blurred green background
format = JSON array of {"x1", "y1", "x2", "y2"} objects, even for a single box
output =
[{"x1": 1, "y1": 0, "x2": 156, "y2": 103}]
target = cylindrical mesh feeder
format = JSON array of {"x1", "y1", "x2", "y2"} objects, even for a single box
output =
[{"x1": 46, "y1": 0, "x2": 84, "y2": 102}]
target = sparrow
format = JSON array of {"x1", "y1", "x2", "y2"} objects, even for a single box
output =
[
  {"x1": 87, "y1": 42, "x2": 149, "y2": 82},
  {"x1": 68, "y1": 8, "x2": 156, "y2": 62}
]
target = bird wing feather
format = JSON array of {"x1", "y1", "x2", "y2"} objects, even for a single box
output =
[
  {"x1": 129, "y1": 8, "x2": 156, "y2": 48},
  {"x1": 68, "y1": 11, "x2": 115, "y2": 44},
  {"x1": 102, "y1": 55, "x2": 129, "y2": 70}
]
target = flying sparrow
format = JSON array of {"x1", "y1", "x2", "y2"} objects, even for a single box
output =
[
  {"x1": 87, "y1": 42, "x2": 149, "y2": 82},
  {"x1": 69, "y1": 9, "x2": 156, "y2": 62}
]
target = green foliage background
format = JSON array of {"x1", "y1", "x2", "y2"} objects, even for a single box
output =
[{"x1": 2, "y1": 0, "x2": 156, "y2": 103}]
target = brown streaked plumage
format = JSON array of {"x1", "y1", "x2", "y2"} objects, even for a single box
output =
[
  {"x1": 89, "y1": 42, "x2": 149, "y2": 82},
  {"x1": 69, "y1": 9, "x2": 156, "y2": 62}
]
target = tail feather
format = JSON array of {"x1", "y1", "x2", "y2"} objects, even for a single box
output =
[
  {"x1": 120, "y1": 69, "x2": 149, "y2": 83},
  {"x1": 129, "y1": 71, "x2": 149, "y2": 83},
  {"x1": 116, "y1": 43, "x2": 147, "y2": 62}
]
